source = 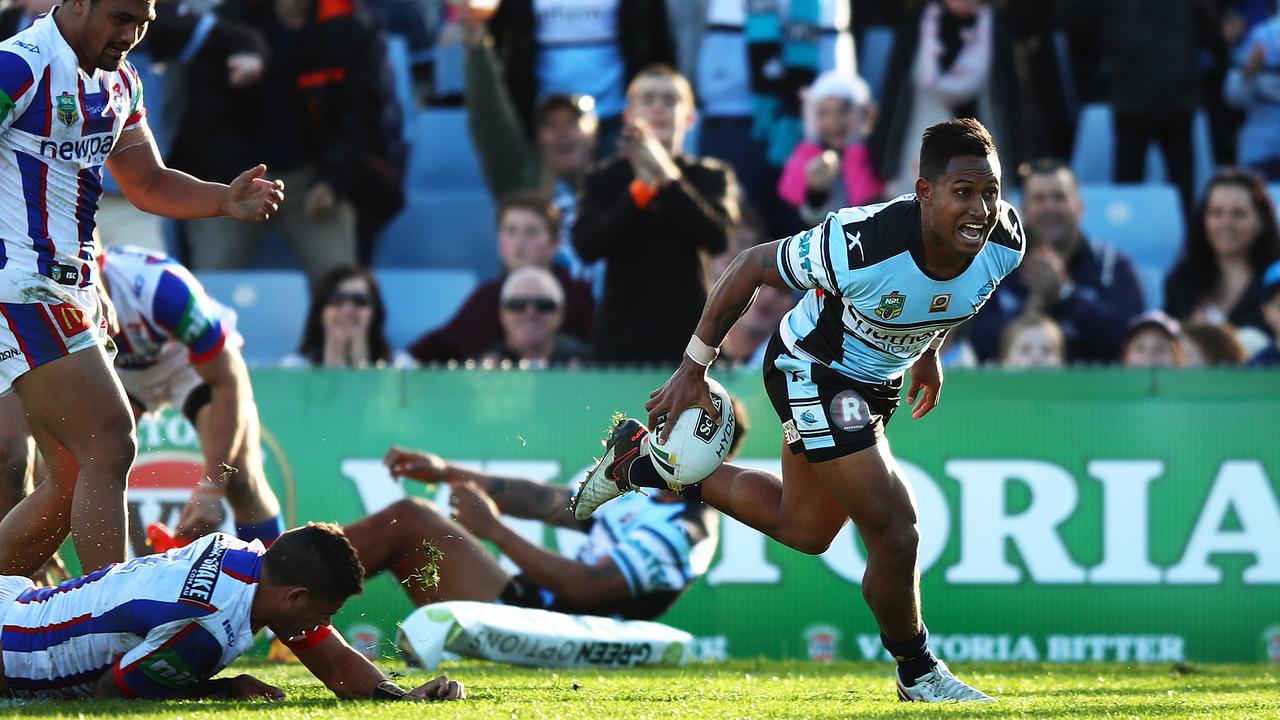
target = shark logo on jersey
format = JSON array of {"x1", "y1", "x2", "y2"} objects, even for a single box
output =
[
  {"x1": 56, "y1": 92, "x2": 78, "y2": 126},
  {"x1": 875, "y1": 291, "x2": 906, "y2": 320},
  {"x1": 972, "y1": 280, "x2": 996, "y2": 310}
]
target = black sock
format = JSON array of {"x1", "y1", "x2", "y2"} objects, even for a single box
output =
[
  {"x1": 882, "y1": 628, "x2": 937, "y2": 686},
  {"x1": 627, "y1": 455, "x2": 666, "y2": 489}
]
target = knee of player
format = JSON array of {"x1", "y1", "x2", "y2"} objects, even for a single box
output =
[
  {"x1": 787, "y1": 529, "x2": 839, "y2": 556},
  {"x1": 387, "y1": 497, "x2": 448, "y2": 530},
  {"x1": 868, "y1": 522, "x2": 920, "y2": 567}
]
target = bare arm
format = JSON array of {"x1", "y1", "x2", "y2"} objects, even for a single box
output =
[
  {"x1": 106, "y1": 123, "x2": 283, "y2": 220},
  {"x1": 292, "y1": 628, "x2": 463, "y2": 701},
  {"x1": 384, "y1": 447, "x2": 583, "y2": 530},
  {"x1": 191, "y1": 347, "x2": 252, "y2": 485},
  {"x1": 646, "y1": 240, "x2": 791, "y2": 439}
]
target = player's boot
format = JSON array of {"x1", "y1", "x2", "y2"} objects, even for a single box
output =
[
  {"x1": 146, "y1": 522, "x2": 193, "y2": 553},
  {"x1": 896, "y1": 660, "x2": 995, "y2": 702},
  {"x1": 571, "y1": 418, "x2": 651, "y2": 520}
]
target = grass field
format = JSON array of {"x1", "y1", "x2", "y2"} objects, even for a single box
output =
[{"x1": 6, "y1": 660, "x2": 1279, "y2": 719}]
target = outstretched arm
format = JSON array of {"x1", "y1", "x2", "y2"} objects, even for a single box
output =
[
  {"x1": 384, "y1": 447, "x2": 583, "y2": 530},
  {"x1": 106, "y1": 122, "x2": 283, "y2": 221},
  {"x1": 291, "y1": 626, "x2": 464, "y2": 701},
  {"x1": 450, "y1": 482, "x2": 631, "y2": 607}
]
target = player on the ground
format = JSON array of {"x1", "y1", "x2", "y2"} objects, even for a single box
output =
[
  {"x1": 0, "y1": 0, "x2": 283, "y2": 575},
  {"x1": 0, "y1": 522, "x2": 465, "y2": 701},
  {"x1": 349, "y1": 416, "x2": 742, "y2": 617},
  {"x1": 572, "y1": 118, "x2": 1023, "y2": 702},
  {"x1": 0, "y1": 244, "x2": 286, "y2": 551}
]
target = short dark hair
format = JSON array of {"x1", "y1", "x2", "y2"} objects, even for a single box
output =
[
  {"x1": 497, "y1": 189, "x2": 561, "y2": 240},
  {"x1": 627, "y1": 63, "x2": 695, "y2": 108},
  {"x1": 263, "y1": 522, "x2": 364, "y2": 602},
  {"x1": 919, "y1": 118, "x2": 998, "y2": 181}
]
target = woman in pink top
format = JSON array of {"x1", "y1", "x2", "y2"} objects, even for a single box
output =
[{"x1": 777, "y1": 70, "x2": 885, "y2": 226}]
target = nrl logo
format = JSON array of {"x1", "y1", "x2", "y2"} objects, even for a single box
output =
[
  {"x1": 56, "y1": 91, "x2": 78, "y2": 127},
  {"x1": 875, "y1": 291, "x2": 906, "y2": 320}
]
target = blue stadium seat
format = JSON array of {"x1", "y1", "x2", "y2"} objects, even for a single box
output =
[
  {"x1": 1268, "y1": 183, "x2": 1280, "y2": 216},
  {"x1": 857, "y1": 26, "x2": 895, "y2": 102},
  {"x1": 1070, "y1": 103, "x2": 1215, "y2": 197},
  {"x1": 385, "y1": 34, "x2": 416, "y2": 141},
  {"x1": 375, "y1": 268, "x2": 478, "y2": 349},
  {"x1": 1077, "y1": 184, "x2": 1183, "y2": 310},
  {"x1": 195, "y1": 271, "x2": 310, "y2": 365},
  {"x1": 408, "y1": 109, "x2": 486, "y2": 191},
  {"x1": 374, "y1": 189, "x2": 499, "y2": 276}
]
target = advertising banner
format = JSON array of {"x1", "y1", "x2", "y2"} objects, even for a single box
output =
[{"x1": 125, "y1": 368, "x2": 1280, "y2": 663}]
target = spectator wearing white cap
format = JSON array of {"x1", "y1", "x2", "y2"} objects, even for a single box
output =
[{"x1": 776, "y1": 70, "x2": 885, "y2": 227}]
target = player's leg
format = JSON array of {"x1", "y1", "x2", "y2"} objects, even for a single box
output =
[
  {"x1": 0, "y1": 393, "x2": 34, "y2": 516},
  {"x1": 0, "y1": 415, "x2": 78, "y2": 575},
  {"x1": 694, "y1": 447, "x2": 850, "y2": 554},
  {"x1": 0, "y1": 346, "x2": 135, "y2": 574},
  {"x1": 343, "y1": 497, "x2": 510, "y2": 606}
]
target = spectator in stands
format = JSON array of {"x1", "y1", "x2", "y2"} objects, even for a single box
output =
[
  {"x1": 998, "y1": 313, "x2": 1066, "y2": 368},
  {"x1": 179, "y1": 0, "x2": 395, "y2": 286},
  {"x1": 409, "y1": 191, "x2": 594, "y2": 364},
  {"x1": 969, "y1": 160, "x2": 1145, "y2": 363},
  {"x1": 777, "y1": 71, "x2": 884, "y2": 227},
  {"x1": 284, "y1": 265, "x2": 412, "y2": 368},
  {"x1": 483, "y1": 267, "x2": 590, "y2": 368},
  {"x1": 1165, "y1": 169, "x2": 1280, "y2": 353},
  {"x1": 869, "y1": 0, "x2": 1037, "y2": 198},
  {"x1": 1059, "y1": 0, "x2": 1223, "y2": 215},
  {"x1": 1249, "y1": 259, "x2": 1280, "y2": 365},
  {"x1": 1225, "y1": 6, "x2": 1280, "y2": 180},
  {"x1": 460, "y1": 8, "x2": 599, "y2": 279},
  {"x1": 573, "y1": 65, "x2": 738, "y2": 365},
  {"x1": 487, "y1": 0, "x2": 674, "y2": 152},
  {"x1": 1182, "y1": 323, "x2": 1249, "y2": 366},
  {"x1": 691, "y1": 0, "x2": 854, "y2": 238},
  {"x1": 1122, "y1": 311, "x2": 1186, "y2": 368}
]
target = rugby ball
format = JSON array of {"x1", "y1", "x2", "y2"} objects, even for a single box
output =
[{"x1": 649, "y1": 378, "x2": 736, "y2": 489}]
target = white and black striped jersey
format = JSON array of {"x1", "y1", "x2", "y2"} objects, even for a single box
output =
[{"x1": 775, "y1": 194, "x2": 1025, "y2": 385}]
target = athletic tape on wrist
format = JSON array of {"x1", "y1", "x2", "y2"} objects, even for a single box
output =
[
  {"x1": 372, "y1": 680, "x2": 408, "y2": 700},
  {"x1": 685, "y1": 335, "x2": 719, "y2": 366}
]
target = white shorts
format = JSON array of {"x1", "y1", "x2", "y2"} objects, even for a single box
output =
[
  {"x1": 115, "y1": 341, "x2": 205, "y2": 418},
  {"x1": 0, "y1": 272, "x2": 110, "y2": 396},
  {"x1": 0, "y1": 575, "x2": 36, "y2": 629}
]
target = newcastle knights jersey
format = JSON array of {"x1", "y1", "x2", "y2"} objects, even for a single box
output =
[
  {"x1": 0, "y1": 10, "x2": 147, "y2": 289},
  {"x1": 776, "y1": 194, "x2": 1025, "y2": 385}
]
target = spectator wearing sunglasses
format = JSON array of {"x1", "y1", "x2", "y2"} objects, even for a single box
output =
[
  {"x1": 283, "y1": 265, "x2": 414, "y2": 368},
  {"x1": 484, "y1": 267, "x2": 590, "y2": 368}
]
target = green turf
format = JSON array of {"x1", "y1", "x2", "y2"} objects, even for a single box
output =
[{"x1": 8, "y1": 660, "x2": 1279, "y2": 718}]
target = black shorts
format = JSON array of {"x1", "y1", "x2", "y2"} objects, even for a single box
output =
[{"x1": 761, "y1": 333, "x2": 901, "y2": 463}]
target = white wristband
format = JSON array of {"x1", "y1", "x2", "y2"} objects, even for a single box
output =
[{"x1": 685, "y1": 335, "x2": 719, "y2": 366}]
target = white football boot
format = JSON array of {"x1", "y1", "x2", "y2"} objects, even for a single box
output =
[
  {"x1": 896, "y1": 660, "x2": 996, "y2": 703},
  {"x1": 571, "y1": 418, "x2": 650, "y2": 520}
]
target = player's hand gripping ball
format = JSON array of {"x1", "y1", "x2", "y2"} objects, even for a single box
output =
[{"x1": 649, "y1": 378, "x2": 736, "y2": 489}]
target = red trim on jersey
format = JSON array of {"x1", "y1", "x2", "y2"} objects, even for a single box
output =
[
  {"x1": 1, "y1": 612, "x2": 91, "y2": 634},
  {"x1": 315, "y1": 0, "x2": 354, "y2": 22},
  {"x1": 187, "y1": 329, "x2": 227, "y2": 365},
  {"x1": 119, "y1": 622, "x2": 200, "y2": 674},
  {"x1": 220, "y1": 564, "x2": 257, "y2": 585},
  {"x1": 296, "y1": 68, "x2": 347, "y2": 89},
  {"x1": 10, "y1": 73, "x2": 32, "y2": 103},
  {"x1": 111, "y1": 661, "x2": 137, "y2": 698},
  {"x1": 282, "y1": 624, "x2": 334, "y2": 650},
  {"x1": 39, "y1": 65, "x2": 50, "y2": 136},
  {"x1": 124, "y1": 107, "x2": 145, "y2": 128}
]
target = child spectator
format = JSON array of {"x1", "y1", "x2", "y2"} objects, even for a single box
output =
[
  {"x1": 998, "y1": 313, "x2": 1066, "y2": 368},
  {"x1": 1122, "y1": 311, "x2": 1186, "y2": 368},
  {"x1": 777, "y1": 71, "x2": 884, "y2": 227}
]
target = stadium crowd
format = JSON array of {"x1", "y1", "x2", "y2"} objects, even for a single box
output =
[{"x1": 6, "y1": 0, "x2": 1280, "y2": 369}]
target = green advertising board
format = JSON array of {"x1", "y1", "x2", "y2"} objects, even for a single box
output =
[{"x1": 127, "y1": 368, "x2": 1280, "y2": 664}]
